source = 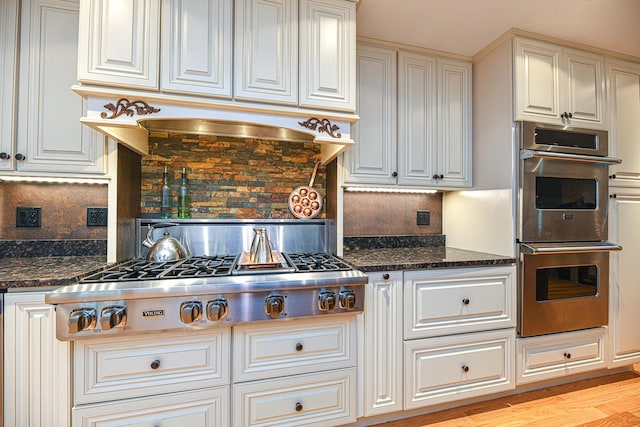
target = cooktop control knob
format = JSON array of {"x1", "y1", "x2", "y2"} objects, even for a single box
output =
[
  {"x1": 68, "y1": 308, "x2": 97, "y2": 334},
  {"x1": 318, "y1": 292, "x2": 336, "y2": 312},
  {"x1": 100, "y1": 306, "x2": 127, "y2": 330},
  {"x1": 180, "y1": 301, "x2": 203, "y2": 324},
  {"x1": 339, "y1": 290, "x2": 356, "y2": 311},
  {"x1": 206, "y1": 299, "x2": 228, "y2": 321},
  {"x1": 264, "y1": 295, "x2": 285, "y2": 319}
]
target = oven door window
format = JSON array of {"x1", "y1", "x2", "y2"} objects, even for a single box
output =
[
  {"x1": 535, "y1": 177, "x2": 597, "y2": 210},
  {"x1": 536, "y1": 265, "x2": 599, "y2": 301}
]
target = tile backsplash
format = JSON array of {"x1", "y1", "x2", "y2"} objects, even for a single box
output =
[{"x1": 141, "y1": 132, "x2": 326, "y2": 219}]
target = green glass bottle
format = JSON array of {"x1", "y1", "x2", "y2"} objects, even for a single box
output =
[
  {"x1": 177, "y1": 167, "x2": 191, "y2": 219},
  {"x1": 160, "y1": 166, "x2": 171, "y2": 219}
]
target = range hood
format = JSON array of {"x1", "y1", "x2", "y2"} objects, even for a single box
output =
[{"x1": 75, "y1": 85, "x2": 358, "y2": 164}]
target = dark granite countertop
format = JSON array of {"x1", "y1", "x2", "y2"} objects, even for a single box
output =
[
  {"x1": 342, "y1": 246, "x2": 515, "y2": 272},
  {"x1": 0, "y1": 256, "x2": 109, "y2": 290}
]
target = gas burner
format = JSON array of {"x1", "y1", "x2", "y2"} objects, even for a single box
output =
[
  {"x1": 161, "y1": 255, "x2": 238, "y2": 278},
  {"x1": 286, "y1": 252, "x2": 354, "y2": 272}
]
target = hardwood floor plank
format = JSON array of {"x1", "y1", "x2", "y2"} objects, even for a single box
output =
[{"x1": 577, "y1": 412, "x2": 640, "y2": 427}]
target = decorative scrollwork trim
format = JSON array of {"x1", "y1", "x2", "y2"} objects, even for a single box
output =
[
  {"x1": 298, "y1": 117, "x2": 342, "y2": 139},
  {"x1": 101, "y1": 98, "x2": 161, "y2": 120}
]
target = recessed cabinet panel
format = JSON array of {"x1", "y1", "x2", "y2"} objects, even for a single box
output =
[
  {"x1": 0, "y1": 0, "x2": 18, "y2": 171},
  {"x1": 299, "y1": 0, "x2": 356, "y2": 111},
  {"x1": 565, "y1": 49, "x2": 603, "y2": 124},
  {"x1": 161, "y1": 0, "x2": 232, "y2": 98},
  {"x1": 78, "y1": 0, "x2": 159, "y2": 88},
  {"x1": 234, "y1": 0, "x2": 297, "y2": 104},
  {"x1": 345, "y1": 44, "x2": 397, "y2": 184},
  {"x1": 514, "y1": 40, "x2": 560, "y2": 119}
]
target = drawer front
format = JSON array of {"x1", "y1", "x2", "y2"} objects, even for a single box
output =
[
  {"x1": 404, "y1": 329, "x2": 515, "y2": 409},
  {"x1": 404, "y1": 266, "x2": 516, "y2": 339},
  {"x1": 233, "y1": 368, "x2": 356, "y2": 427},
  {"x1": 74, "y1": 329, "x2": 230, "y2": 404},
  {"x1": 233, "y1": 316, "x2": 356, "y2": 382},
  {"x1": 517, "y1": 327, "x2": 606, "y2": 384},
  {"x1": 72, "y1": 387, "x2": 229, "y2": 427}
]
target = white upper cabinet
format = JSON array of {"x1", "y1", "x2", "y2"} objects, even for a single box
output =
[
  {"x1": 78, "y1": 0, "x2": 160, "y2": 89},
  {"x1": 514, "y1": 37, "x2": 605, "y2": 128},
  {"x1": 345, "y1": 43, "x2": 472, "y2": 188},
  {"x1": 162, "y1": 0, "x2": 233, "y2": 98},
  {"x1": 235, "y1": 0, "x2": 298, "y2": 104},
  {"x1": 299, "y1": 0, "x2": 356, "y2": 111},
  {"x1": 607, "y1": 58, "x2": 640, "y2": 180},
  {"x1": 0, "y1": 0, "x2": 105, "y2": 175}
]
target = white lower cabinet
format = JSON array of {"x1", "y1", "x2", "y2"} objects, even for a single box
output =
[
  {"x1": 4, "y1": 292, "x2": 70, "y2": 427},
  {"x1": 404, "y1": 329, "x2": 515, "y2": 409},
  {"x1": 516, "y1": 327, "x2": 606, "y2": 385},
  {"x1": 72, "y1": 387, "x2": 229, "y2": 427},
  {"x1": 233, "y1": 368, "x2": 356, "y2": 427}
]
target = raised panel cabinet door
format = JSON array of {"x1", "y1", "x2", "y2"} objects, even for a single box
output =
[
  {"x1": 344, "y1": 43, "x2": 397, "y2": 184},
  {"x1": 77, "y1": 0, "x2": 160, "y2": 88},
  {"x1": 234, "y1": 0, "x2": 297, "y2": 104},
  {"x1": 514, "y1": 38, "x2": 561, "y2": 122},
  {"x1": 397, "y1": 50, "x2": 437, "y2": 186},
  {"x1": 0, "y1": 0, "x2": 18, "y2": 171},
  {"x1": 608, "y1": 59, "x2": 640, "y2": 179},
  {"x1": 564, "y1": 48, "x2": 604, "y2": 126},
  {"x1": 299, "y1": 0, "x2": 356, "y2": 111},
  {"x1": 437, "y1": 58, "x2": 472, "y2": 187},
  {"x1": 608, "y1": 188, "x2": 640, "y2": 368},
  {"x1": 72, "y1": 387, "x2": 229, "y2": 427},
  {"x1": 363, "y1": 271, "x2": 403, "y2": 416},
  {"x1": 4, "y1": 293, "x2": 70, "y2": 427},
  {"x1": 161, "y1": 0, "x2": 232, "y2": 98},
  {"x1": 16, "y1": 0, "x2": 106, "y2": 174}
]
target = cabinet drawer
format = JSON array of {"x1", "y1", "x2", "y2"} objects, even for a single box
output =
[
  {"x1": 74, "y1": 329, "x2": 230, "y2": 404},
  {"x1": 404, "y1": 329, "x2": 515, "y2": 409},
  {"x1": 404, "y1": 266, "x2": 516, "y2": 339},
  {"x1": 517, "y1": 327, "x2": 606, "y2": 384},
  {"x1": 72, "y1": 386, "x2": 229, "y2": 427},
  {"x1": 233, "y1": 368, "x2": 356, "y2": 427},
  {"x1": 233, "y1": 316, "x2": 356, "y2": 382}
]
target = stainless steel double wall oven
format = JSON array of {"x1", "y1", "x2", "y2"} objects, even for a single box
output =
[{"x1": 517, "y1": 121, "x2": 621, "y2": 337}]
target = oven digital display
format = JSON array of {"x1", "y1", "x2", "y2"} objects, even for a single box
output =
[
  {"x1": 535, "y1": 265, "x2": 599, "y2": 301},
  {"x1": 535, "y1": 177, "x2": 597, "y2": 210}
]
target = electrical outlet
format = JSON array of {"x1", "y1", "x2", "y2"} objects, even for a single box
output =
[
  {"x1": 417, "y1": 210, "x2": 430, "y2": 226},
  {"x1": 16, "y1": 207, "x2": 42, "y2": 227},
  {"x1": 87, "y1": 207, "x2": 108, "y2": 226}
]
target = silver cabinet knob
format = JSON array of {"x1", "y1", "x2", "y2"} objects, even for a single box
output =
[
  {"x1": 180, "y1": 301, "x2": 202, "y2": 324},
  {"x1": 100, "y1": 306, "x2": 127, "y2": 330},
  {"x1": 206, "y1": 299, "x2": 228, "y2": 321},
  {"x1": 264, "y1": 295, "x2": 285, "y2": 319},
  {"x1": 318, "y1": 292, "x2": 336, "y2": 312},
  {"x1": 68, "y1": 308, "x2": 97, "y2": 334}
]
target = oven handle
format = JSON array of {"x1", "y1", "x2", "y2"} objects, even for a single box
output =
[
  {"x1": 520, "y1": 149, "x2": 622, "y2": 165},
  {"x1": 521, "y1": 242, "x2": 622, "y2": 255}
]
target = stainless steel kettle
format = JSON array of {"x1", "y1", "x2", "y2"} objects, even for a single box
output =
[{"x1": 142, "y1": 223, "x2": 190, "y2": 262}]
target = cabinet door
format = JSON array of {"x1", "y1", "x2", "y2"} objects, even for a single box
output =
[
  {"x1": 0, "y1": 0, "x2": 18, "y2": 171},
  {"x1": 362, "y1": 272, "x2": 403, "y2": 416},
  {"x1": 514, "y1": 38, "x2": 562, "y2": 122},
  {"x1": 72, "y1": 387, "x2": 229, "y2": 427},
  {"x1": 299, "y1": 0, "x2": 356, "y2": 111},
  {"x1": 234, "y1": 0, "x2": 297, "y2": 105},
  {"x1": 608, "y1": 59, "x2": 640, "y2": 180},
  {"x1": 564, "y1": 48, "x2": 604, "y2": 126},
  {"x1": 437, "y1": 58, "x2": 472, "y2": 187},
  {"x1": 397, "y1": 50, "x2": 437, "y2": 186},
  {"x1": 608, "y1": 187, "x2": 640, "y2": 367},
  {"x1": 16, "y1": 0, "x2": 106, "y2": 174},
  {"x1": 161, "y1": 0, "x2": 232, "y2": 98},
  {"x1": 4, "y1": 293, "x2": 70, "y2": 427},
  {"x1": 78, "y1": 0, "x2": 159, "y2": 89},
  {"x1": 344, "y1": 43, "x2": 397, "y2": 185}
]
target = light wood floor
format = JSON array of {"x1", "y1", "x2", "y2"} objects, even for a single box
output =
[{"x1": 373, "y1": 366, "x2": 640, "y2": 427}]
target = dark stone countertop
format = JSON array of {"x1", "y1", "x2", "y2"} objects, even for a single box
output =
[
  {"x1": 0, "y1": 256, "x2": 109, "y2": 290},
  {"x1": 342, "y1": 246, "x2": 516, "y2": 272}
]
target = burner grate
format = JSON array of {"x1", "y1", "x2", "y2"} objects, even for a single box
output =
[{"x1": 286, "y1": 252, "x2": 353, "y2": 272}]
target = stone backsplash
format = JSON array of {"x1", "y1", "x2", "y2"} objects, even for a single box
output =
[{"x1": 141, "y1": 132, "x2": 326, "y2": 219}]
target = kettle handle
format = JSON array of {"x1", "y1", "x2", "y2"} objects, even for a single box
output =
[{"x1": 142, "y1": 222, "x2": 179, "y2": 248}]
